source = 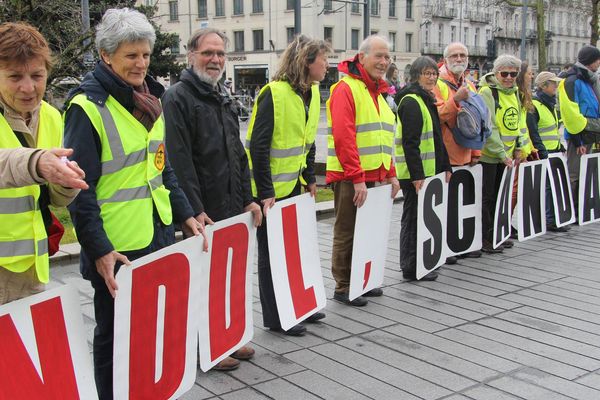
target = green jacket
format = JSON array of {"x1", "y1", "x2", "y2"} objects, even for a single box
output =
[{"x1": 478, "y1": 72, "x2": 525, "y2": 164}]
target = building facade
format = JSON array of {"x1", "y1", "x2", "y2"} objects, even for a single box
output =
[{"x1": 138, "y1": 0, "x2": 422, "y2": 93}]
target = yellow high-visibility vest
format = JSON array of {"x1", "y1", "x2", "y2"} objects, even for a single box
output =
[{"x1": 532, "y1": 99, "x2": 561, "y2": 151}]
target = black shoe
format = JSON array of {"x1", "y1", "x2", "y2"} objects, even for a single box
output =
[
  {"x1": 502, "y1": 239, "x2": 514, "y2": 248},
  {"x1": 363, "y1": 287, "x2": 383, "y2": 297},
  {"x1": 445, "y1": 256, "x2": 458, "y2": 265},
  {"x1": 305, "y1": 312, "x2": 326, "y2": 323},
  {"x1": 548, "y1": 224, "x2": 570, "y2": 232},
  {"x1": 403, "y1": 270, "x2": 439, "y2": 281},
  {"x1": 333, "y1": 291, "x2": 368, "y2": 306},
  {"x1": 269, "y1": 324, "x2": 306, "y2": 336},
  {"x1": 510, "y1": 229, "x2": 519, "y2": 239},
  {"x1": 458, "y1": 250, "x2": 482, "y2": 259},
  {"x1": 482, "y1": 241, "x2": 503, "y2": 254}
]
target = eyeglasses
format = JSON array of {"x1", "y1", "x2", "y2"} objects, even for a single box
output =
[
  {"x1": 421, "y1": 71, "x2": 439, "y2": 78},
  {"x1": 499, "y1": 71, "x2": 519, "y2": 78},
  {"x1": 193, "y1": 50, "x2": 226, "y2": 59}
]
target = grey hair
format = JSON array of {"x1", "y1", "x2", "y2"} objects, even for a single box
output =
[
  {"x1": 187, "y1": 28, "x2": 229, "y2": 52},
  {"x1": 409, "y1": 56, "x2": 438, "y2": 83},
  {"x1": 358, "y1": 34, "x2": 390, "y2": 54},
  {"x1": 443, "y1": 42, "x2": 468, "y2": 58},
  {"x1": 95, "y1": 8, "x2": 156, "y2": 54},
  {"x1": 492, "y1": 54, "x2": 521, "y2": 73}
]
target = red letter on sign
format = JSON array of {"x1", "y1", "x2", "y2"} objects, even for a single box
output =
[
  {"x1": 282, "y1": 204, "x2": 317, "y2": 318},
  {"x1": 129, "y1": 253, "x2": 190, "y2": 400},
  {"x1": 0, "y1": 297, "x2": 79, "y2": 400},
  {"x1": 209, "y1": 223, "x2": 249, "y2": 361}
]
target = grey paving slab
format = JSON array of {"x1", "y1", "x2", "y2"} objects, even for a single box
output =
[
  {"x1": 219, "y1": 387, "x2": 271, "y2": 400},
  {"x1": 511, "y1": 367, "x2": 600, "y2": 400},
  {"x1": 226, "y1": 361, "x2": 277, "y2": 385},
  {"x1": 510, "y1": 287, "x2": 600, "y2": 315},
  {"x1": 499, "y1": 292, "x2": 600, "y2": 323},
  {"x1": 253, "y1": 378, "x2": 322, "y2": 400},
  {"x1": 576, "y1": 372, "x2": 600, "y2": 391},
  {"x1": 511, "y1": 305, "x2": 600, "y2": 336},
  {"x1": 382, "y1": 324, "x2": 520, "y2": 373},
  {"x1": 461, "y1": 385, "x2": 526, "y2": 400},
  {"x1": 178, "y1": 383, "x2": 215, "y2": 399},
  {"x1": 284, "y1": 370, "x2": 370, "y2": 400},
  {"x1": 485, "y1": 375, "x2": 576, "y2": 400},
  {"x1": 245, "y1": 344, "x2": 306, "y2": 377},
  {"x1": 196, "y1": 371, "x2": 247, "y2": 395},
  {"x1": 362, "y1": 299, "x2": 448, "y2": 332}
]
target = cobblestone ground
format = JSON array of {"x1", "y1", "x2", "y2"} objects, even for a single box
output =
[{"x1": 50, "y1": 203, "x2": 600, "y2": 400}]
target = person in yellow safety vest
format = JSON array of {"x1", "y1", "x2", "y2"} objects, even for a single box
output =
[
  {"x1": 396, "y1": 56, "x2": 452, "y2": 282},
  {"x1": 326, "y1": 35, "x2": 400, "y2": 306},
  {"x1": 0, "y1": 22, "x2": 83, "y2": 305},
  {"x1": 63, "y1": 9, "x2": 203, "y2": 400},
  {"x1": 246, "y1": 35, "x2": 331, "y2": 336},
  {"x1": 433, "y1": 42, "x2": 483, "y2": 262},
  {"x1": 527, "y1": 71, "x2": 572, "y2": 233},
  {"x1": 478, "y1": 55, "x2": 526, "y2": 254}
]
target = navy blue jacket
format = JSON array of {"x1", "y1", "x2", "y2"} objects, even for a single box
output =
[{"x1": 63, "y1": 63, "x2": 193, "y2": 281}]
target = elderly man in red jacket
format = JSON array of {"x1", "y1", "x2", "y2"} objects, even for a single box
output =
[{"x1": 326, "y1": 35, "x2": 400, "y2": 307}]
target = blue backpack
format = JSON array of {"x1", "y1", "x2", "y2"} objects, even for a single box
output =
[{"x1": 441, "y1": 79, "x2": 492, "y2": 150}]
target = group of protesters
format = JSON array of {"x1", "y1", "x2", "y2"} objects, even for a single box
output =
[{"x1": 2, "y1": 6, "x2": 600, "y2": 399}]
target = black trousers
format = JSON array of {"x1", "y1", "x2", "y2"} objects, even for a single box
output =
[
  {"x1": 90, "y1": 222, "x2": 175, "y2": 400},
  {"x1": 256, "y1": 184, "x2": 301, "y2": 329},
  {"x1": 481, "y1": 162, "x2": 506, "y2": 243},
  {"x1": 399, "y1": 183, "x2": 418, "y2": 276}
]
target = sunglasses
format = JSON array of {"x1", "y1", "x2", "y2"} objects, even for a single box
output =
[{"x1": 499, "y1": 71, "x2": 519, "y2": 78}]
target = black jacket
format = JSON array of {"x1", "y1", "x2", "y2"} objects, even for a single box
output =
[
  {"x1": 396, "y1": 83, "x2": 451, "y2": 185},
  {"x1": 162, "y1": 68, "x2": 253, "y2": 222},
  {"x1": 63, "y1": 62, "x2": 193, "y2": 281}
]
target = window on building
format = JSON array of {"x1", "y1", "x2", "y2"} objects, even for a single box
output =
[
  {"x1": 287, "y1": 0, "x2": 295, "y2": 10},
  {"x1": 424, "y1": 27, "x2": 429, "y2": 45},
  {"x1": 474, "y1": 27, "x2": 480, "y2": 47},
  {"x1": 169, "y1": 1, "x2": 178, "y2": 21},
  {"x1": 252, "y1": 0, "x2": 263, "y2": 12},
  {"x1": 405, "y1": 32, "x2": 413, "y2": 52},
  {"x1": 451, "y1": 26, "x2": 456, "y2": 42},
  {"x1": 486, "y1": 28, "x2": 491, "y2": 41},
  {"x1": 324, "y1": 27, "x2": 333, "y2": 44},
  {"x1": 438, "y1": 24, "x2": 443, "y2": 45},
  {"x1": 566, "y1": 42, "x2": 571, "y2": 61},
  {"x1": 351, "y1": 0, "x2": 360, "y2": 13},
  {"x1": 389, "y1": 32, "x2": 396, "y2": 51},
  {"x1": 463, "y1": 27, "x2": 469, "y2": 44},
  {"x1": 406, "y1": 0, "x2": 413, "y2": 19},
  {"x1": 324, "y1": 0, "x2": 332, "y2": 12},
  {"x1": 253, "y1": 30, "x2": 264, "y2": 50},
  {"x1": 233, "y1": 0, "x2": 243, "y2": 15},
  {"x1": 287, "y1": 27, "x2": 295, "y2": 44},
  {"x1": 170, "y1": 34, "x2": 180, "y2": 54},
  {"x1": 198, "y1": 0, "x2": 207, "y2": 17},
  {"x1": 234, "y1": 30, "x2": 244, "y2": 52},
  {"x1": 351, "y1": 29, "x2": 360, "y2": 50},
  {"x1": 389, "y1": 0, "x2": 396, "y2": 17},
  {"x1": 215, "y1": 0, "x2": 224, "y2": 16},
  {"x1": 370, "y1": 0, "x2": 379, "y2": 16}
]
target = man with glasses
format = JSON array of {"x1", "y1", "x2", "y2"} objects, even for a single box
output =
[
  {"x1": 162, "y1": 28, "x2": 261, "y2": 372},
  {"x1": 433, "y1": 42, "x2": 482, "y2": 261},
  {"x1": 326, "y1": 35, "x2": 400, "y2": 306}
]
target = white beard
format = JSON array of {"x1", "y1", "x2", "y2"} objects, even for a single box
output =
[
  {"x1": 449, "y1": 64, "x2": 467, "y2": 75},
  {"x1": 193, "y1": 67, "x2": 224, "y2": 87}
]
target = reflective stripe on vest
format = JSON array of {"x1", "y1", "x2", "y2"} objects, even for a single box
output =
[
  {"x1": 533, "y1": 99, "x2": 561, "y2": 151},
  {"x1": 245, "y1": 81, "x2": 320, "y2": 198},
  {"x1": 0, "y1": 102, "x2": 60, "y2": 283},
  {"x1": 395, "y1": 94, "x2": 437, "y2": 180},
  {"x1": 482, "y1": 87, "x2": 523, "y2": 159},
  {"x1": 326, "y1": 76, "x2": 396, "y2": 173},
  {"x1": 68, "y1": 94, "x2": 172, "y2": 251}
]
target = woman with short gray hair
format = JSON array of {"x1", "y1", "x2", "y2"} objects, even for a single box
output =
[
  {"x1": 477, "y1": 54, "x2": 526, "y2": 253},
  {"x1": 63, "y1": 8, "x2": 201, "y2": 399}
]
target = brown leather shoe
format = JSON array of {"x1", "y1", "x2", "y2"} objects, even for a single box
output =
[
  {"x1": 231, "y1": 346, "x2": 255, "y2": 360},
  {"x1": 212, "y1": 356, "x2": 240, "y2": 371}
]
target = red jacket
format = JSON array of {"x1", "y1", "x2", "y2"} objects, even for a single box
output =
[{"x1": 326, "y1": 56, "x2": 396, "y2": 184}]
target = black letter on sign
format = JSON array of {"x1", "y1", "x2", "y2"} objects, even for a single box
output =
[
  {"x1": 548, "y1": 157, "x2": 574, "y2": 225},
  {"x1": 447, "y1": 170, "x2": 476, "y2": 254},
  {"x1": 521, "y1": 163, "x2": 544, "y2": 238},
  {"x1": 494, "y1": 169, "x2": 512, "y2": 247},
  {"x1": 581, "y1": 156, "x2": 600, "y2": 224},
  {"x1": 422, "y1": 179, "x2": 444, "y2": 270}
]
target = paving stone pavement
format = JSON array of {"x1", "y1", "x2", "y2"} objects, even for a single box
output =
[{"x1": 49, "y1": 202, "x2": 600, "y2": 400}]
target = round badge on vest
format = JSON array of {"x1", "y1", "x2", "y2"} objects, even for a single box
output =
[
  {"x1": 502, "y1": 107, "x2": 519, "y2": 131},
  {"x1": 155, "y1": 143, "x2": 166, "y2": 171}
]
